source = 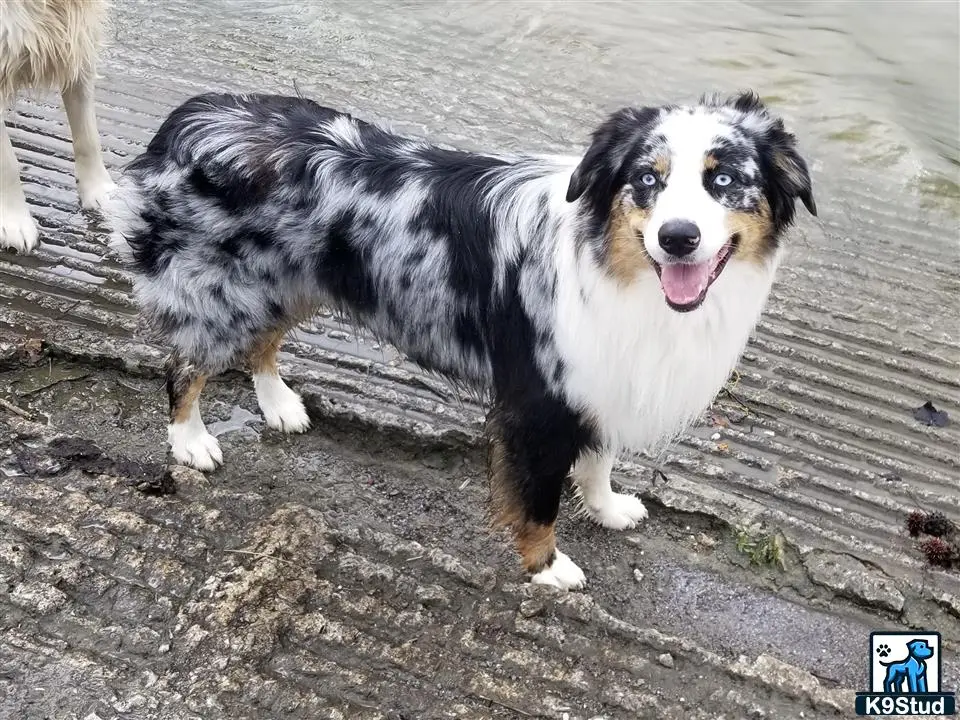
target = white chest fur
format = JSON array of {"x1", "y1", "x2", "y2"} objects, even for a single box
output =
[{"x1": 551, "y1": 244, "x2": 777, "y2": 452}]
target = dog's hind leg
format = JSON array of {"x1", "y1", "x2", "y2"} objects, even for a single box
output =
[
  {"x1": 487, "y1": 399, "x2": 594, "y2": 590},
  {"x1": 61, "y1": 70, "x2": 114, "y2": 210},
  {"x1": 572, "y1": 450, "x2": 648, "y2": 530},
  {"x1": 166, "y1": 354, "x2": 222, "y2": 471},
  {"x1": 248, "y1": 328, "x2": 310, "y2": 434},
  {"x1": 0, "y1": 110, "x2": 40, "y2": 252}
]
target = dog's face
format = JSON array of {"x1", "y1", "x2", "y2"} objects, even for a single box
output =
[
  {"x1": 567, "y1": 92, "x2": 817, "y2": 312},
  {"x1": 907, "y1": 639, "x2": 935, "y2": 660}
]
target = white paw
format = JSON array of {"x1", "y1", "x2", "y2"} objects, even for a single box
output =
[
  {"x1": 78, "y1": 171, "x2": 116, "y2": 211},
  {"x1": 582, "y1": 492, "x2": 649, "y2": 531},
  {"x1": 168, "y1": 423, "x2": 223, "y2": 472},
  {"x1": 0, "y1": 205, "x2": 40, "y2": 253},
  {"x1": 255, "y1": 374, "x2": 310, "y2": 433},
  {"x1": 530, "y1": 550, "x2": 586, "y2": 591}
]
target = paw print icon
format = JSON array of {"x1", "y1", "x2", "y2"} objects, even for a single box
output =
[{"x1": 876, "y1": 643, "x2": 891, "y2": 658}]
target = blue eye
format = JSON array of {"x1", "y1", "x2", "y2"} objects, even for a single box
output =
[
  {"x1": 640, "y1": 173, "x2": 658, "y2": 187},
  {"x1": 714, "y1": 173, "x2": 734, "y2": 187}
]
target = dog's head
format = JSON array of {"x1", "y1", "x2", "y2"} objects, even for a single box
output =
[
  {"x1": 907, "y1": 639, "x2": 935, "y2": 660},
  {"x1": 566, "y1": 91, "x2": 816, "y2": 311}
]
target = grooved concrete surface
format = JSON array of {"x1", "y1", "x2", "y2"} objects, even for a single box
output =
[{"x1": 1, "y1": 1, "x2": 958, "y2": 718}]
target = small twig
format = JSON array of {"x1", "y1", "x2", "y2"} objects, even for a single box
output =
[
  {"x1": 470, "y1": 693, "x2": 533, "y2": 717},
  {"x1": 903, "y1": 486, "x2": 928, "y2": 511},
  {"x1": 718, "y1": 386, "x2": 775, "y2": 420},
  {"x1": 20, "y1": 373, "x2": 91, "y2": 398},
  {"x1": 0, "y1": 397, "x2": 32, "y2": 419},
  {"x1": 405, "y1": 555, "x2": 424, "y2": 563},
  {"x1": 57, "y1": 299, "x2": 84, "y2": 319}
]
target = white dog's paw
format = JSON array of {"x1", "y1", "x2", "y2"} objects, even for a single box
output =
[
  {"x1": 530, "y1": 550, "x2": 586, "y2": 591},
  {"x1": 255, "y1": 374, "x2": 311, "y2": 434},
  {"x1": 77, "y1": 170, "x2": 116, "y2": 211},
  {"x1": 582, "y1": 492, "x2": 649, "y2": 531},
  {"x1": 168, "y1": 423, "x2": 223, "y2": 472},
  {"x1": 0, "y1": 205, "x2": 40, "y2": 253}
]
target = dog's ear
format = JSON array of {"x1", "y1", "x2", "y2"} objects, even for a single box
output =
[
  {"x1": 764, "y1": 119, "x2": 817, "y2": 229},
  {"x1": 566, "y1": 107, "x2": 656, "y2": 204},
  {"x1": 724, "y1": 90, "x2": 768, "y2": 116},
  {"x1": 724, "y1": 92, "x2": 816, "y2": 226},
  {"x1": 773, "y1": 134, "x2": 817, "y2": 217}
]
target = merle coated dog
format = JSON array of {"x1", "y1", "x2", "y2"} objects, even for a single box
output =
[{"x1": 108, "y1": 91, "x2": 815, "y2": 588}]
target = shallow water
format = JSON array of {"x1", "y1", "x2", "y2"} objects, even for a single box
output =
[{"x1": 215, "y1": 0, "x2": 959, "y2": 213}]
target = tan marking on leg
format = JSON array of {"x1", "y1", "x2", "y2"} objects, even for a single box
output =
[
  {"x1": 486, "y1": 416, "x2": 560, "y2": 573},
  {"x1": 726, "y1": 199, "x2": 775, "y2": 266},
  {"x1": 247, "y1": 328, "x2": 286, "y2": 376},
  {"x1": 171, "y1": 375, "x2": 207, "y2": 424},
  {"x1": 605, "y1": 200, "x2": 651, "y2": 284},
  {"x1": 515, "y1": 521, "x2": 557, "y2": 573},
  {"x1": 487, "y1": 416, "x2": 521, "y2": 528}
]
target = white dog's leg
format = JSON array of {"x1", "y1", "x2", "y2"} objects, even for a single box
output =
[
  {"x1": 168, "y1": 397, "x2": 223, "y2": 472},
  {"x1": 249, "y1": 332, "x2": 310, "y2": 433},
  {"x1": 254, "y1": 372, "x2": 311, "y2": 433},
  {"x1": 167, "y1": 371, "x2": 222, "y2": 472},
  {"x1": 61, "y1": 72, "x2": 114, "y2": 210},
  {"x1": 572, "y1": 451, "x2": 648, "y2": 530},
  {"x1": 0, "y1": 110, "x2": 40, "y2": 252},
  {"x1": 530, "y1": 549, "x2": 587, "y2": 590}
]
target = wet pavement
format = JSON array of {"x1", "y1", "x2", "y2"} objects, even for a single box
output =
[{"x1": 1, "y1": 1, "x2": 959, "y2": 718}]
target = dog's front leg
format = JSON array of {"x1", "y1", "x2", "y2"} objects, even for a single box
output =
[
  {"x1": 61, "y1": 71, "x2": 114, "y2": 210},
  {"x1": 909, "y1": 663, "x2": 927, "y2": 694},
  {"x1": 0, "y1": 111, "x2": 40, "y2": 252},
  {"x1": 571, "y1": 450, "x2": 648, "y2": 530},
  {"x1": 487, "y1": 398, "x2": 593, "y2": 590}
]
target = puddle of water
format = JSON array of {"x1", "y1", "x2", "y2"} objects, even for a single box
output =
[
  {"x1": 45, "y1": 264, "x2": 106, "y2": 286},
  {"x1": 207, "y1": 406, "x2": 262, "y2": 438},
  {"x1": 44, "y1": 242, "x2": 103, "y2": 264}
]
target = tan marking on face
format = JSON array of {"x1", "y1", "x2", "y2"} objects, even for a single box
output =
[
  {"x1": 171, "y1": 374, "x2": 207, "y2": 424},
  {"x1": 653, "y1": 155, "x2": 670, "y2": 177},
  {"x1": 703, "y1": 153, "x2": 719, "y2": 171},
  {"x1": 726, "y1": 198, "x2": 775, "y2": 266},
  {"x1": 605, "y1": 198, "x2": 651, "y2": 284}
]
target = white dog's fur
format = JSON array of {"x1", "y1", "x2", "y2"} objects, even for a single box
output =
[{"x1": 0, "y1": 0, "x2": 115, "y2": 252}]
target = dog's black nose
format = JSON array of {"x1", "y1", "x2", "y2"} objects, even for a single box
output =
[{"x1": 658, "y1": 219, "x2": 701, "y2": 257}]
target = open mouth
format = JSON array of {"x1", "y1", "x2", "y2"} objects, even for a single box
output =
[{"x1": 652, "y1": 233, "x2": 740, "y2": 312}]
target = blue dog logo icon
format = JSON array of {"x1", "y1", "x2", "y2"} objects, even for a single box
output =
[
  {"x1": 856, "y1": 630, "x2": 957, "y2": 716},
  {"x1": 880, "y1": 638, "x2": 934, "y2": 694}
]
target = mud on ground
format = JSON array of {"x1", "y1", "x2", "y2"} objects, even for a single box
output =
[{"x1": 0, "y1": 332, "x2": 954, "y2": 720}]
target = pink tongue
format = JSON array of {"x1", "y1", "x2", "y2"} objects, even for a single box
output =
[{"x1": 659, "y1": 262, "x2": 711, "y2": 306}]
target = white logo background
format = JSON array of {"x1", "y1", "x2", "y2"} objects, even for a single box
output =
[{"x1": 872, "y1": 632, "x2": 941, "y2": 693}]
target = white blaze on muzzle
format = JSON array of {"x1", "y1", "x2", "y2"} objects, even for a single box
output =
[{"x1": 641, "y1": 110, "x2": 736, "y2": 308}]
